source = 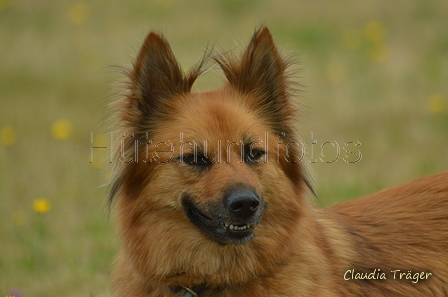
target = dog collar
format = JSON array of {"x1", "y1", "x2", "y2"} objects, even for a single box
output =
[
  {"x1": 169, "y1": 284, "x2": 207, "y2": 297},
  {"x1": 169, "y1": 284, "x2": 225, "y2": 296}
]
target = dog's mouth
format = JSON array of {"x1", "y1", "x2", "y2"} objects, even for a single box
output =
[{"x1": 183, "y1": 201, "x2": 257, "y2": 245}]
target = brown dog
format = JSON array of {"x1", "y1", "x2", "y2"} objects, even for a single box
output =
[{"x1": 109, "y1": 27, "x2": 448, "y2": 296}]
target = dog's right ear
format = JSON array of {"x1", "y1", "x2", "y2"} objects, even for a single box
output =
[
  {"x1": 129, "y1": 32, "x2": 184, "y2": 122},
  {"x1": 125, "y1": 32, "x2": 203, "y2": 130}
]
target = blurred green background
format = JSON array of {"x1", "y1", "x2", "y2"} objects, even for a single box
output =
[{"x1": 1, "y1": 0, "x2": 447, "y2": 296}]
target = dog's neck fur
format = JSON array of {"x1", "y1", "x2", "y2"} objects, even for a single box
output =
[{"x1": 112, "y1": 199, "x2": 349, "y2": 296}]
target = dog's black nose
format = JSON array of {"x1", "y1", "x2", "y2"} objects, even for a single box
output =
[{"x1": 226, "y1": 191, "x2": 260, "y2": 219}]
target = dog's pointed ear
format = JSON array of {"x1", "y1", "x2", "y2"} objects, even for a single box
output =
[
  {"x1": 129, "y1": 32, "x2": 185, "y2": 117},
  {"x1": 217, "y1": 26, "x2": 290, "y2": 105},
  {"x1": 125, "y1": 32, "x2": 206, "y2": 131}
]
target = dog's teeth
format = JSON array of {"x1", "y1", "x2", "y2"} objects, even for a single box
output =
[{"x1": 225, "y1": 223, "x2": 252, "y2": 231}]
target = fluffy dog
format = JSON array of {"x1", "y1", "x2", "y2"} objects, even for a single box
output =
[{"x1": 109, "y1": 27, "x2": 448, "y2": 296}]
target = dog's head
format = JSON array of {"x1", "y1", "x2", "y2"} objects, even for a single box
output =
[{"x1": 110, "y1": 27, "x2": 312, "y2": 285}]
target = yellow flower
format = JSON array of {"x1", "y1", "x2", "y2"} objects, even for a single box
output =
[
  {"x1": 67, "y1": 2, "x2": 91, "y2": 26},
  {"x1": 1, "y1": 126, "x2": 16, "y2": 145},
  {"x1": 33, "y1": 198, "x2": 51, "y2": 214},
  {"x1": 51, "y1": 120, "x2": 73, "y2": 140},
  {"x1": 364, "y1": 21, "x2": 386, "y2": 43},
  {"x1": 428, "y1": 94, "x2": 446, "y2": 114}
]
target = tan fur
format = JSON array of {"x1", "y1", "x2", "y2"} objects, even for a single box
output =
[{"x1": 109, "y1": 27, "x2": 448, "y2": 296}]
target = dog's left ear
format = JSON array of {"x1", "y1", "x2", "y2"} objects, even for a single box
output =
[
  {"x1": 217, "y1": 27, "x2": 308, "y2": 191},
  {"x1": 217, "y1": 26, "x2": 292, "y2": 113}
]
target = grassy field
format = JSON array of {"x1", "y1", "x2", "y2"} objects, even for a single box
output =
[{"x1": 1, "y1": 0, "x2": 447, "y2": 296}]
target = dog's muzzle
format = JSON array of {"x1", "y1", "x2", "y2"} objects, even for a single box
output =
[{"x1": 183, "y1": 185, "x2": 264, "y2": 245}]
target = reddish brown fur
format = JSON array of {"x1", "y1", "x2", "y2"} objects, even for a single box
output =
[{"x1": 109, "y1": 27, "x2": 448, "y2": 296}]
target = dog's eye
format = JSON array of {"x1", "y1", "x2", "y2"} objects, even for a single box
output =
[
  {"x1": 245, "y1": 150, "x2": 266, "y2": 164},
  {"x1": 181, "y1": 154, "x2": 209, "y2": 167}
]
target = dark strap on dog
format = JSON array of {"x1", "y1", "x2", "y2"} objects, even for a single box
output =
[
  {"x1": 169, "y1": 283, "x2": 225, "y2": 296},
  {"x1": 169, "y1": 284, "x2": 207, "y2": 297}
]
